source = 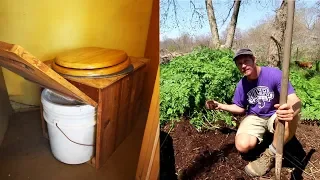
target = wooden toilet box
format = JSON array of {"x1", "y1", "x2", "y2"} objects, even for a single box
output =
[{"x1": 0, "y1": 42, "x2": 149, "y2": 169}]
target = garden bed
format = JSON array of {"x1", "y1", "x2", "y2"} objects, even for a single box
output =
[{"x1": 160, "y1": 119, "x2": 320, "y2": 180}]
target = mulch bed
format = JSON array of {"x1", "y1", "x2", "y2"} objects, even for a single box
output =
[{"x1": 160, "y1": 119, "x2": 320, "y2": 180}]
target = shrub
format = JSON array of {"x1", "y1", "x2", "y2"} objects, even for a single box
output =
[
  {"x1": 289, "y1": 66, "x2": 320, "y2": 120},
  {"x1": 160, "y1": 47, "x2": 242, "y2": 131}
]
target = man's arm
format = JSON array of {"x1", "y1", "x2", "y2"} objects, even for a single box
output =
[
  {"x1": 274, "y1": 93, "x2": 301, "y2": 121},
  {"x1": 206, "y1": 100, "x2": 246, "y2": 115},
  {"x1": 219, "y1": 103, "x2": 246, "y2": 115},
  {"x1": 205, "y1": 80, "x2": 247, "y2": 115},
  {"x1": 287, "y1": 93, "x2": 302, "y2": 117},
  {"x1": 274, "y1": 68, "x2": 301, "y2": 120}
]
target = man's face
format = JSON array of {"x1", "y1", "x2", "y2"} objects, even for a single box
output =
[{"x1": 235, "y1": 55, "x2": 256, "y2": 76}]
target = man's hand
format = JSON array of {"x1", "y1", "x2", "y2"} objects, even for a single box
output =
[
  {"x1": 274, "y1": 103, "x2": 295, "y2": 121},
  {"x1": 205, "y1": 100, "x2": 221, "y2": 110},
  {"x1": 205, "y1": 100, "x2": 245, "y2": 114}
]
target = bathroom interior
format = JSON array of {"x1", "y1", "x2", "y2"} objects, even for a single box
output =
[{"x1": 0, "y1": 0, "x2": 159, "y2": 179}]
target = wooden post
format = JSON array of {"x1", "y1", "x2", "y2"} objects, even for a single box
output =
[
  {"x1": 135, "y1": 67, "x2": 160, "y2": 180},
  {"x1": 275, "y1": 0, "x2": 295, "y2": 179}
]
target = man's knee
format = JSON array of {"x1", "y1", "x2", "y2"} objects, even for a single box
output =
[
  {"x1": 235, "y1": 134, "x2": 258, "y2": 153},
  {"x1": 286, "y1": 118, "x2": 298, "y2": 142},
  {"x1": 275, "y1": 114, "x2": 299, "y2": 143}
]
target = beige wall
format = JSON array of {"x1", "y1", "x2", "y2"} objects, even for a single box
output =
[{"x1": 0, "y1": 0, "x2": 153, "y2": 105}]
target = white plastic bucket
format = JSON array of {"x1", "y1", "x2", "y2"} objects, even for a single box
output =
[{"x1": 41, "y1": 88, "x2": 96, "y2": 164}]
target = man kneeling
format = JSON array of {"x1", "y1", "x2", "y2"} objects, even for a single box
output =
[{"x1": 205, "y1": 48, "x2": 301, "y2": 177}]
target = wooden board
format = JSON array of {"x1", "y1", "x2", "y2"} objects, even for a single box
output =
[
  {"x1": 52, "y1": 57, "x2": 131, "y2": 77},
  {"x1": 0, "y1": 41, "x2": 98, "y2": 107},
  {"x1": 68, "y1": 81, "x2": 100, "y2": 103},
  {"x1": 54, "y1": 47, "x2": 127, "y2": 69},
  {"x1": 115, "y1": 74, "x2": 133, "y2": 148},
  {"x1": 127, "y1": 67, "x2": 146, "y2": 136},
  {"x1": 95, "y1": 66, "x2": 147, "y2": 169},
  {"x1": 136, "y1": 67, "x2": 160, "y2": 180},
  {"x1": 96, "y1": 82, "x2": 121, "y2": 168}
]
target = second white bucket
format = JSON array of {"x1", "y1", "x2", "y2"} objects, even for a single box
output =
[{"x1": 41, "y1": 88, "x2": 96, "y2": 164}]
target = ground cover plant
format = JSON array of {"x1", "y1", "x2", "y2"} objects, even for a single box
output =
[{"x1": 160, "y1": 47, "x2": 242, "y2": 131}]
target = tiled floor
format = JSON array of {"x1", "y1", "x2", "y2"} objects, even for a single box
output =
[{"x1": 0, "y1": 110, "x2": 147, "y2": 180}]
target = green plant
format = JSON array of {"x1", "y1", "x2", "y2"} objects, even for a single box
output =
[
  {"x1": 160, "y1": 47, "x2": 242, "y2": 130},
  {"x1": 256, "y1": 61, "x2": 269, "y2": 67},
  {"x1": 289, "y1": 66, "x2": 320, "y2": 120},
  {"x1": 189, "y1": 108, "x2": 235, "y2": 132}
]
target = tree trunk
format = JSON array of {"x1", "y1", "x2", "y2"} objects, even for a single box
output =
[
  {"x1": 267, "y1": 0, "x2": 288, "y2": 67},
  {"x1": 224, "y1": 0, "x2": 241, "y2": 49},
  {"x1": 205, "y1": 0, "x2": 221, "y2": 48}
]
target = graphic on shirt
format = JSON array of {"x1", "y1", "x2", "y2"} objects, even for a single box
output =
[{"x1": 247, "y1": 86, "x2": 274, "y2": 108}]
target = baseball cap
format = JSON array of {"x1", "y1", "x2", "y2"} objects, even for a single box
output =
[{"x1": 233, "y1": 48, "x2": 254, "y2": 61}]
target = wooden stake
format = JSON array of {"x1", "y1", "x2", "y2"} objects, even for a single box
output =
[{"x1": 275, "y1": 0, "x2": 295, "y2": 179}]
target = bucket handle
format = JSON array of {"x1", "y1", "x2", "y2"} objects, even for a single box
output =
[{"x1": 55, "y1": 123, "x2": 95, "y2": 147}]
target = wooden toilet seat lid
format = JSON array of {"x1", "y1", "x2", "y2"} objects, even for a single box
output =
[
  {"x1": 54, "y1": 47, "x2": 128, "y2": 69},
  {"x1": 52, "y1": 57, "x2": 131, "y2": 77}
]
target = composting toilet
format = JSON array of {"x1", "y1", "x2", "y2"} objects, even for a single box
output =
[
  {"x1": 42, "y1": 47, "x2": 135, "y2": 164},
  {"x1": 0, "y1": 41, "x2": 148, "y2": 168}
]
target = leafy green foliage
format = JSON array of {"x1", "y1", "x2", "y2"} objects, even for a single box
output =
[
  {"x1": 289, "y1": 66, "x2": 320, "y2": 120},
  {"x1": 189, "y1": 109, "x2": 236, "y2": 132},
  {"x1": 160, "y1": 47, "x2": 242, "y2": 129}
]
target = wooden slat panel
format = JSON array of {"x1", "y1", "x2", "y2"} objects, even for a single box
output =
[
  {"x1": 0, "y1": 41, "x2": 97, "y2": 107},
  {"x1": 95, "y1": 65, "x2": 147, "y2": 169},
  {"x1": 96, "y1": 82, "x2": 121, "y2": 168},
  {"x1": 127, "y1": 68, "x2": 146, "y2": 136},
  {"x1": 115, "y1": 74, "x2": 133, "y2": 147},
  {"x1": 133, "y1": 68, "x2": 146, "y2": 127}
]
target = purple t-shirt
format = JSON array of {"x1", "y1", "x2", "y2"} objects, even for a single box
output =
[{"x1": 232, "y1": 66, "x2": 295, "y2": 117}]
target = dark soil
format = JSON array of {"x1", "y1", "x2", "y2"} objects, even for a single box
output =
[{"x1": 160, "y1": 119, "x2": 320, "y2": 180}]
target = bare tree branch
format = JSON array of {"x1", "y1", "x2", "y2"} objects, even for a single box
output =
[
  {"x1": 160, "y1": 0, "x2": 180, "y2": 29},
  {"x1": 220, "y1": 1, "x2": 235, "y2": 27},
  {"x1": 172, "y1": 0, "x2": 179, "y2": 28},
  {"x1": 189, "y1": 0, "x2": 206, "y2": 28},
  {"x1": 161, "y1": 0, "x2": 172, "y2": 25}
]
